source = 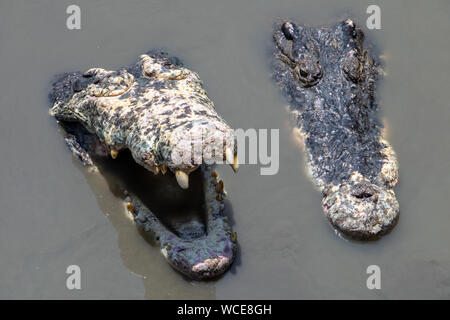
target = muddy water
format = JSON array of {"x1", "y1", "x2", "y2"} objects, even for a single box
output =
[{"x1": 1, "y1": 0, "x2": 450, "y2": 299}]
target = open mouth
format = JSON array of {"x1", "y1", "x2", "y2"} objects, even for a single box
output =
[
  {"x1": 98, "y1": 150, "x2": 209, "y2": 238},
  {"x1": 49, "y1": 51, "x2": 240, "y2": 280},
  {"x1": 129, "y1": 165, "x2": 237, "y2": 280},
  {"x1": 62, "y1": 121, "x2": 238, "y2": 280}
]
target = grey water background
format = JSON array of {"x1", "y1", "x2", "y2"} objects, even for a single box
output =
[{"x1": 0, "y1": 0, "x2": 449, "y2": 299}]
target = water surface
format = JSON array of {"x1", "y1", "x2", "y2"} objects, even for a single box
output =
[{"x1": 0, "y1": 0, "x2": 449, "y2": 299}]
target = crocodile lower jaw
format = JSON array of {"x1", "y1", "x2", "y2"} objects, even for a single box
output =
[{"x1": 127, "y1": 164, "x2": 237, "y2": 280}]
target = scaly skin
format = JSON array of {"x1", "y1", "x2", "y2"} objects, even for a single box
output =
[
  {"x1": 50, "y1": 51, "x2": 238, "y2": 279},
  {"x1": 131, "y1": 165, "x2": 237, "y2": 279},
  {"x1": 50, "y1": 51, "x2": 236, "y2": 176},
  {"x1": 273, "y1": 19, "x2": 399, "y2": 239}
]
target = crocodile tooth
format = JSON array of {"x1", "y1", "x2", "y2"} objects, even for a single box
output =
[
  {"x1": 231, "y1": 155, "x2": 239, "y2": 173},
  {"x1": 216, "y1": 180, "x2": 224, "y2": 194},
  {"x1": 225, "y1": 148, "x2": 238, "y2": 172},
  {"x1": 175, "y1": 170, "x2": 189, "y2": 189},
  {"x1": 126, "y1": 202, "x2": 135, "y2": 213},
  {"x1": 225, "y1": 147, "x2": 234, "y2": 164},
  {"x1": 110, "y1": 149, "x2": 119, "y2": 159}
]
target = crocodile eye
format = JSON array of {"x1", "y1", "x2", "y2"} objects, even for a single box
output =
[
  {"x1": 299, "y1": 69, "x2": 308, "y2": 78},
  {"x1": 343, "y1": 51, "x2": 364, "y2": 83},
  {"x1": 281, "y1": 22, "x2": 296, "y2": 40},
  {"x1": 294, "y1": 60, "x2": 322, "y2": 87},
  {"x1": 86, "y1": 69, "x2": 134, "y2": 97}
]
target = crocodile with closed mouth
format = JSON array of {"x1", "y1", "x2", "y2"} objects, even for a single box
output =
[
  {"x1": 49, "y1": 51, "x2": 238, "y2": 279},
  {"x1": 272, "y1": 19, "x2": 399, "y2": 239}
]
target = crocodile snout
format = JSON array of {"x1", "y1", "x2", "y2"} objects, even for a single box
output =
[{"x1": 322, "y1": 174, "x2": 399, "y2": 240}]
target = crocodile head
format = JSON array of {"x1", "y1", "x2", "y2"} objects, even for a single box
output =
[
  {"x1": 274, "y1": 19, "x2": 399, "y2": 239},
  {"x1": 50, "y1": 52, "x2": 238, "y2": 279},
  {"x1": 50, "y1": 53, "x2": 238, "y2": 189}
]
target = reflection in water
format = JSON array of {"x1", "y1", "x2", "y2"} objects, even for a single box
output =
[{"x1": 72, "y1": 151, "x2": 218, "y2": 299}]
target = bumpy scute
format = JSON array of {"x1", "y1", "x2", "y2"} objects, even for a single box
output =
[
  {"x1": 273, "y1": 19, "x2": 399, "y2": 239},
  {"x1": 49, "y1": 51, "x2": 238, "y2": 279}
]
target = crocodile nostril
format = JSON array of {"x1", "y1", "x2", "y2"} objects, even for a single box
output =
[
  {"x1": 353, "y1": 191, "x2": 373, "y2": 199},
  {"x1": 352, "y1": 183, "x2": 378, "y2": 201}
]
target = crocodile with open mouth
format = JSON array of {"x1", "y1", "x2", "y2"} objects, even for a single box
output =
[
  {"x1": 49, "y1": 51, "x2": 238, "y2": 279},
  {"x1": 272, "y1": 19, "x2": 399, "y2": 239}
]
